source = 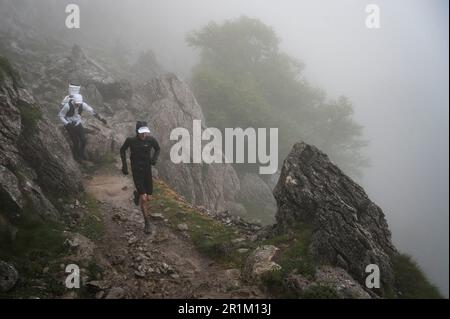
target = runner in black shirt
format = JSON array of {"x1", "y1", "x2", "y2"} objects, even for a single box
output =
[{"x1": 120, "y1": 122, "x2": 160, "y2": 235}]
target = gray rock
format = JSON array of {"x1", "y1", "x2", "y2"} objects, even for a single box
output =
[
  {"x1": 82, "y1": 119, "x2": 121, "y2": 163},
  {"x1": 0, "y1": 260, "x2": 18, "y2": 292},
  {"x1": 61, "y1": 291, "x2": 78, "y2": 299},
  {"x1": 274, "y1": 142, "x2": 397, "y2": 292},
  {"x1": 105, "y1": 287, "x2": 126, "y2": 299},
  {"x1": 314, "y1": 266, "x2": 372, "y2": 299},
  {"x1": 177, "y1": 223, "x2": 189, "y2": 231},
  {"x1": 86, "y1": 280, "x2": 110, "y2": 292},
  {"x1": 285, "y1": 273, "x2": 313, "y2": 295},
  {"x1": 245, "y1": 245, "x2": 281, "y2": 279},
  {"x1": 64, "y1": 232, "x2": 96, "y2": 262},
  {"x1": 95, "y1": 291, "x2": 105, "y2": 299},
  {"x1": 150, "y1": 213, "x2": 164, "y2": 220},
  {"x1": 224, "y1": 269, "x2": 242, "y2": 289}
]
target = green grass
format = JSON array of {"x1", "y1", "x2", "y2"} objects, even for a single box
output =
[
  {"x1": 149, "y1": 180, "x2": 253, "y2": 268},
  {"x1": 16, "y1": 101, "x2": 43, "y2": 133},
  {"x1": 263, "y1": 223, "x2": 316, "y2": 279},
  {"x1": 75, "y1": 260, "x2": 106, "y2": 299},
  {"x1": 149, "y1": 183, "x2": 321, "y2": 298},
  {"x1": 0, "y1": 212, "x2": 68, "y2": 299},
  {"x1": 0, "y1": 190, "x2": 106, "y2": 299},
  {"x1": 259, "y1": 223, "x2": 318, "y2": 298},
  {"x1": 0, "y1": 56, "x2": 20, "y2": 85},
  {"x1": 392, "y1": 254, "x2": 443, "y2": 299},
  {"x1": 73, "y1": 194, "x2": 105, "y2": 242},
  {"x1": 301, "y1": 285, "x2": 340, "y2": 299},
  {"x1": 95, "y1": 153, "x2": 116, "y2": 167},
  {"x1": 80, "y1": 153, "x2": 117, "y2": 175}
]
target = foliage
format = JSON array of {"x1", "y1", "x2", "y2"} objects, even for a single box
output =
[
  {"x1": 392, "y1": 254, "x2": 443, "y2": 299},
  {"x1": 301, "y1": 285, "x2": 340, "y2": 299},
  {"x1": 0, "y1": 210, "x2": 68, "y2": 299},
  {"x1": 259, "y1": 223, "x2": 318, "y2": 298},
  {"x1": 187, "y1": 16, "x2": 368, "y2": 177},
  {"x1": 75, "y1": 194, "x2": 105, "y2": 242},
  {"x1": 0, "y1": 55, "x2": 20, "y2": 85}
]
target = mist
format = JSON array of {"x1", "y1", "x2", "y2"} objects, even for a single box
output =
[{"x1": 1, "y1": 0, "x2": 448, "y2": 296}]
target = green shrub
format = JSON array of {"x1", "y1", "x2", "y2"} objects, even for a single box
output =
[
  {"x1": 258, "y1": 223, "x2": 320, "y2": 298},
  {"x1": 17, "y1": 101, "x2": 43, "y2": 133},
  {"x1": 0, "y1": 213, "x2": 68, "y2": 299},
  {"x1": 392, "y1": 254, "x2": 443, "y2": 299},
  {"x1": 75, "y1": 194, "x2": 105, "y2": 242},
  {"x1": 302, "y1": 285, "x2": 340, "y2": 299}
]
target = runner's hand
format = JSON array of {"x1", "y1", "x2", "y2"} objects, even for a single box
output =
[{"x1": 121, "y1": 166, "x2": 128, "y2": 175}]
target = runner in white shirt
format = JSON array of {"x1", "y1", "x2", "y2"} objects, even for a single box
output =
[{"x1": 58, "y1": 93, "x2": 107, "y2": 161}]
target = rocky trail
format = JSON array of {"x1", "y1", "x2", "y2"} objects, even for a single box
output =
[{"x1": 78, "y1": 164, "x2": 265, "y2": 299}]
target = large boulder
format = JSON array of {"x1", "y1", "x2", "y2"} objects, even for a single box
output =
[
  {"x1": 244, "y1": 245, "x2": 281, "y2": 280},
  {"x1": 286, "y1": 266, "x2": 372, "y2": 299},
  {"x1": 81, "y1": 119, "x2": 121, "y2": 163},
  {"x1": 274, "y1": 142, "x2": 397, "y2": 292}
]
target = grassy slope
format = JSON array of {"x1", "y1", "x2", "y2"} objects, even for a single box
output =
[
  {"x1": 0, "y1": 193, "x2": 105, "y2": 299},
  {"x1": 148, "y1": 180, "x2": 254, "y2": 268},
  {"x1": 392, "y1": 254, "x2": 443, "y2": 299}
]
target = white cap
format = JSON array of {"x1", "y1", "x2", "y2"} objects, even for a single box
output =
[
  {"x1": 73, "y1": 94, "x2": 83, "y2": 104},
  {"x1": 69, "y1": 84, "x2": 81, "y2": 95},
  {"x1": 138, "y1": 126, "x2": 151, "y2": 134}
]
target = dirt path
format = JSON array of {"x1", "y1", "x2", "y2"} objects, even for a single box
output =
[{"x1": 82, "y1": 167, "x2": 265, "y2": 299}]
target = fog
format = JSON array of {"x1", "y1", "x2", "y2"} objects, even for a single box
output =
[{"x1": 1, "y1": 0, "x2": 448, "y2": 296}]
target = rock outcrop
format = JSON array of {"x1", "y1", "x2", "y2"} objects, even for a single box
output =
[
  {"x1": 274, "y1": 142, "x2": 398, "y2": 292},
  {"x1": 0, "y1": 30, "x2": 244, "y2": 215},
  {"x1": 244, "y1": 245, "x2": 281, "y2": 280},
  {"x1": 130, "y1": 74, "x2": 241, "y2": 213},
  {"x1": 286, "y1": 266, "x2": 372, "y2": 299},
  {"x1": 0, "y1": 56, "x2": 83, "y2": 240}
]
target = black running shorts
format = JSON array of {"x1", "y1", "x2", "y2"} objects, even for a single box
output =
[{"x1": 131, "y1": 165, "x2": 153, "y2": 195}]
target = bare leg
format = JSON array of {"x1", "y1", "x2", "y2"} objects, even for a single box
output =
[{"x1": 140, "y1": 194, "x2": 154, "y2": 235}]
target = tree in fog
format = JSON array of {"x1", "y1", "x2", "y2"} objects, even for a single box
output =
[{"x1": 187, "y1": 16, "x2": 368, "y2": 176}]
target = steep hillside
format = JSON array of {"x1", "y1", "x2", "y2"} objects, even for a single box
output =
[
  {"x1": 0, "y1": 45, "x2": 442, "y2": 299},
  {"x1": 0, "y1": 30, "x2": 274, "y2": 223}
]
